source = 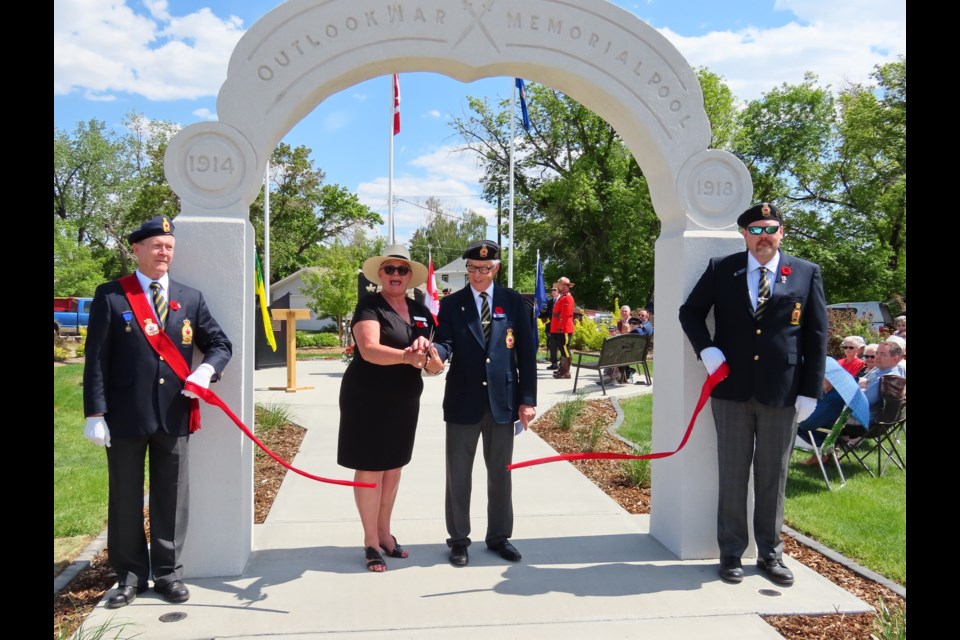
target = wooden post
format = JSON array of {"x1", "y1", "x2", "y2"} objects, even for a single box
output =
[{"x1": 268, "y1": 309, "x2": 314, "y2": 392}]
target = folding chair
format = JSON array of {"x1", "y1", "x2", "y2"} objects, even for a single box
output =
[
  {"x1": 837, "y1": 375, "x2": 906, "y2": 477},
  {"x1": 805, "y1": 407, "x2": 851, "y2": 490}
]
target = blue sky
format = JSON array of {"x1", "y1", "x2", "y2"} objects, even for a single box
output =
[{"x1": 54, "y1": 0, "x2": 905, "y2": 250}]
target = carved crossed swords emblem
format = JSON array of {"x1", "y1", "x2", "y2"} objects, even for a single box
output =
[{"x1": 455, "y1": 0, "x2": 501, "y2": 53}]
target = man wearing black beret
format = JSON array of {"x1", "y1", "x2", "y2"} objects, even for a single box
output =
[
  {"x1": 432, "y1": 240, "x2": 538, "y2": 567},
  {"x1": 679, "y1": 202, "x2": 827, "y2": 587},
  {"x1": 83, "y1": 215, "x2": 232, "y2": 607}
]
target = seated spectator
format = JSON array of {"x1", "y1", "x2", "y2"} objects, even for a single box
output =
[
  {"x1": 616, "y1": 305, "x2": 632, "y2": 334},
  {"x1": 884, "y1": 335, "x2": 906, "y2": 374},
  {"x1": 862, "y1": 343, "x2": 879, "y2": 374},
  {"x1": 892, "y1": 315, "x2": 906, "y2": 339},
  {"x1": 836, "y1": 335, "x2": 866, "y2": 378},
  {"x1": 633, "y1": 309, "x2": 654, "y2": 337},
  {"x1": 861, "y1": 341, "x2": 906, "y2": 419},
  {"x1": 796, "y1": 378, "x2": 850, "y2": 464}
]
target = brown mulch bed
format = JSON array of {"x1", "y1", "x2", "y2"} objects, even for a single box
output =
[{"x1": 55, "y1": 396, "x2": 904, "y2": 639}]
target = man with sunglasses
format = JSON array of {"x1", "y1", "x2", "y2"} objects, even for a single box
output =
[
  {"x1": 679, "y1": 202, "x2": 827, "y2": 587},
  {"x1": 432, "y1": 240, "x2": 538, "y2": 567}
]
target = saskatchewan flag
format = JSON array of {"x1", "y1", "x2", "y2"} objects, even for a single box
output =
[{"x1": 255, "y1": 253, "x2": 277, "y2": 351}]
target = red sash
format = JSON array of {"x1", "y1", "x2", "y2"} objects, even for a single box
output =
[{"x1": 119, "y1": 274, "x2": 202, "y2": 433}]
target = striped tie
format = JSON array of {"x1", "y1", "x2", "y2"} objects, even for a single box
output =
[
  {"x1": 755, "y1": 267, "x2": 770, "y2": 320},
  {"x1": 479, "y1": 291, "x2": 491, "y2": 342},
  {"x1": 150, "y1": 282, "x2": 168, "y2": 329}
]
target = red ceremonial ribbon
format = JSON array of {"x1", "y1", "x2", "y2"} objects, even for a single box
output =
[
  {"x1": 185, "y1": 382, "x2": 376, "y2": 488},
  {"x1": 508, "y1": 362, "x2": 730, "y2": 470}
]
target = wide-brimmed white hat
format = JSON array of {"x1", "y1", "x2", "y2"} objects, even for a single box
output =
[{"x1": 361, "y1": 244, "x2": 428, "y2": 288}]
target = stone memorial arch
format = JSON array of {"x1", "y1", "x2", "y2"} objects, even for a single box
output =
[{"x1": 165, "y1": 0, "x2": 753, "y2": 577}]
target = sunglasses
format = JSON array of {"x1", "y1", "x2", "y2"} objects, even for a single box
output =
[
  {"x1": 864, "y1": 355, "x2": 876, "y2": 359},
  {"x1": 466, "y1": 264, "x2": 494, "y2": 274},
  {"x1": 842, "y1": 346, "x2": 857, "y2": 350},
  {"x1": 380, "y1": 265, "x2": 411, "y2": 276},
  {"x1": 745, "y1": 224, "x2": 781, "y2": 235}
]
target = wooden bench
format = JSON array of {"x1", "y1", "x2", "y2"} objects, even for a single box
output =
[{"x1": 572, "y1": 333, "x2": 652, "y2": 395}]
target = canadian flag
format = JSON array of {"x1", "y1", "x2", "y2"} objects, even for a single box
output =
[
  {"x1": 393, "y1": 73, "x2": 401, "y2": 135},
  {"x1": 426, "y1": 254, "x2": 440, "y2": 323}
]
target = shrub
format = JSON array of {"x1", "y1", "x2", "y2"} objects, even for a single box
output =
[
  {"x1": 54, "y1": 345, "x2": 70, "y2": 362},
  {"x1": 317, "y1": 332, "x2": 340, "y2": 347},
  {"x1": 620, "y1": 448, "x2": 652, "y2": 489},
  {"x1": 569, "y1": 318, "x2": 606, "y2": 351},
  {"x1": 574, "y1": 419, "x2": 606, "y2": 452},
  {"x1": 826, "y1": 309, "x2": 887, "y2": 359},
  {"x1": 870, "y1": 596, "x2": 906, "y2": 640},
  {"x1": 554, "y1": 394, "x2": 587, "y2": 431}
]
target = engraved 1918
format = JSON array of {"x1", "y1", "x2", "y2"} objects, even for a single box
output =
[{"x1": 695, "y1": 178, "x2": 733, "y2": 197}]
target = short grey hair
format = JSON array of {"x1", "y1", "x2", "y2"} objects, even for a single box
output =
[{"x1": 842, "y1": 335, "x2": 866, "y2": 348}]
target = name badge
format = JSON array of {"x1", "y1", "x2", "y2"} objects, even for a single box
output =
[
  {"x1": 493, "y1": 312, "x2": 507, "y2": 319},
  {"x1": 412, "y1": 315, "x2": 428, "y2": 329}
]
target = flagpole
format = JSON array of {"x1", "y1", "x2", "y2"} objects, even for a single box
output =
[
  {"x1": 264, "y1": 159, "x2": 271, "y2": 300},
  {"x1": 508, "y1": 79, "x2": 516, "y2": 288},
  {"x1": 389, "y1": 75, "x2": 396, "y2": 244}
]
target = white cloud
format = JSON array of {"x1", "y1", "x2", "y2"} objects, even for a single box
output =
[
  {"x1": 192, "y1": 107, "x2": 217, "y2": 121},
  {"x1": 425, "y1": 110, "x2": 442, "y2": 119},
  {"x1": 656, "y1": 1, "x2": 905, "y2": 100},
  {"x1": 54, "y1": 0, "x2": 245, "y2": 100}
]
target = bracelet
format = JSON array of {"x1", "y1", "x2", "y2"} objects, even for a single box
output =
[{"x1": 400, "y1": 350, "x2": 406, "y2": 364}]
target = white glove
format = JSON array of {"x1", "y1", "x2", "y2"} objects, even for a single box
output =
[
  {"x1": 84, "y1": 416, "x2": 111, "y2": 447},
  {"x1": 795, "y1": 396, "x2": 818, "y2": 423},
  {"x1": 182, "y1": 363, "x2": 215, "y2": 398},
  {"x1": 700, "y1": 347, "x2": 726, "y2": 376}
]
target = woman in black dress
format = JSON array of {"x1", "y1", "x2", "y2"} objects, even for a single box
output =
[{"x1": 338, "y1": 245, "x2": 443, "y2": 572}]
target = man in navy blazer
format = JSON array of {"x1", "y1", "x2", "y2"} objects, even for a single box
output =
[
  {"x1": 432, "y1": 240, "x2": 538, "y2": 567},
  {"x1": 83, "y1": 216, "x2": 232, "y2": 608},
  {"x1": 679, "y1": 203, "x2": 827, "y2": 587}
]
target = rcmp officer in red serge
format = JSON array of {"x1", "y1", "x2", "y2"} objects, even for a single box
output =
[
  {"x1": 83, "y1": 215, "x2": 232, "y2": 608},
  {"x1": 431, "y1": 240, "x2": 538, "y2": 567},
  {"x1": 679, "y1": 203, "x2": 827, "y2": 587}
]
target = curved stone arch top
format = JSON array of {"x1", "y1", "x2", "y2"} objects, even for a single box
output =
[{"x1": 166, "y1": 0, "x2": 751, "y2": 228}]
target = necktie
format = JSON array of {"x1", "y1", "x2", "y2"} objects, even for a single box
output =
[
  {"x1": 755, "y1": 267, "x2": 770, "y2": 320},
  {"x1": 150, "y1": 282, "x2": 168, "y2": 329},
  {"x1": 479, "y1": 291, "x2": 491, "y2": 342}
]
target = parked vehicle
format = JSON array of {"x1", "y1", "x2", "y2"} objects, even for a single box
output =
[
  {"x1": 54, "y1": 297, "x2": 93, "y2": 336},
  {"x1": 826, "y1": 301, "x2": 894, "y2": 332}
]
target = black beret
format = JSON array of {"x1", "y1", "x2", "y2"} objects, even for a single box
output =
[
  {"x1": 128, "y1": 215, "x2": 175, "y2": 244},
  {"x1": 628, "y1": 317, "x2": 642, "y2": 326},
  {"x1": 736, "y1": 202, "x2": 782, "y2": 228},
  {"x1": 462, "y1": 240, "x2": 500, "y2": 260}
]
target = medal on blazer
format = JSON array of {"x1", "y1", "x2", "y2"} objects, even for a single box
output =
[
  {"x1": 143, "y1": 318, "x2": 160, "y2": 336},
  {"x1": 122, "y1": 310, "x2": 134, "y2": 332},
  {"x1": 505, "y1": 328, "x2": 515, "y2": 349},
  {"x1": 181, "y1": 319, "x2": 194, "y2": 345},
  {"x1": 790, "y1": 302, "x2": 802, "y2": 326}
]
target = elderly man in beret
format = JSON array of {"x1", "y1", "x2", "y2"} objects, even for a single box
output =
[
  {"x1": 83, "y1": 215, "x2": 232, "y2": 608},
  {"x1": 679, "y1": 203, "x2": 827, "y2": 587},
  {"x1": 432, "y1": 240, "x2": 538, "y2": 567}
]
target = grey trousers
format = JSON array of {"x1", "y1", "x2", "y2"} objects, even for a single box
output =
[
  {"x1": 445, "y1": 408, "x2": 515, "y2": 548},
  {"x1": 711, "y1": 397, "x2": 796, "y2": 560}
]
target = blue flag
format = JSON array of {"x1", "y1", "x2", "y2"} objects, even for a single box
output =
[
  {"x1": 534, "y1": 252, "x2": 547, "y2": 316},
  {"x1": 516, "y1": 78, "x2": 531, "y2": 132}
]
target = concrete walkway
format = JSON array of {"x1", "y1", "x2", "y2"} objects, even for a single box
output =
[{"x1": 76, "y1": 359, "x2": 872, "y2": 639}]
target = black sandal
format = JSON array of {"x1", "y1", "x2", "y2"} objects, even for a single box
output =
[
  {"x1": 365, "y1": 546, "x2": 387, "y2": 572},
  {"x1": 382, "y1": 535, "x2": 408, "y2": 559}
]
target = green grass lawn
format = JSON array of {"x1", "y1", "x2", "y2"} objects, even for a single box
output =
[
  {"x1": 54, "y1": 364, "x2": 110, "y2": 538},
  {"x1": 616, "y1": 393, "x2": 906, "y2": 587}
]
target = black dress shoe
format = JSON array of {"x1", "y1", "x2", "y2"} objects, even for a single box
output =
[
  {"x1": 757, "y1": 557, "x2": 794, "y2": 586},
  {"x1": 105, "y1": 584, "x2": 147, "y2": 609},
  {"x1": 487, "y1": 540, "x2": 522, "y2": 562},
  {"x1": 154, "y1": 579, "x2": 191, "y2": 603},
  {"x1": 718, "y1": 556, "x2": 744, "y2": 584},
  {"x1": 546, "y1": 364, "x2": 558, "y2": 370},
  {"x1": 449, "y1": 544, "x2": 469, "y2": 567}
]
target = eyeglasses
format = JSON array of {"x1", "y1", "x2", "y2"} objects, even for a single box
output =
[
  {"x1": 842, "y1": 346, "x2": 857, "y2": 350},
  {"x1": 863, "y1": 355, "x2": 876, "y2": 359},
  {"x1": 550, "y1": 288, "x2": 558, "y2": 291},
  {"x1": 380, "y1": 265, "x2": 411, "y2": 276},
  {"x1": 466, "y1": 264, "x2": 494, "y2": 274},
  {"x1": 745, "y1": 224, "x2": 781, "y2": 235}
]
